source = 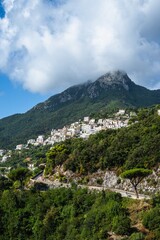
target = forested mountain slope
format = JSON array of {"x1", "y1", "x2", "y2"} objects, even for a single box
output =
[{"x1": 1, "y1": 70, "x2": 160, "y2": 148}]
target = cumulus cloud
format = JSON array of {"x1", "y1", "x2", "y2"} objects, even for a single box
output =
[{"x1": 0, "y1": 0, "x2": 160, "y2": 93}]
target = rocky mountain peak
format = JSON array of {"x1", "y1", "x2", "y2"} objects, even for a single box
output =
[{"x1": 97, "y1": 70, "x2": 131, "y2": 90}]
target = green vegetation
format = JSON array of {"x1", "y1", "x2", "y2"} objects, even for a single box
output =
[
  {"x1": 120, "y1": 168, "x2": 152, "y2": 198},
  {"x1": 0, "y1": 178, "x2": 159, "y2": 240},
  {"x1": 0, "y1": 183, "x2": 131, "y2": 239},
  {"x1": 0, "y1": 145, "x2": 50, "y2": 168},
  {"x1": 143, "y1": 195, "x2": 160, "y2": 240},
  {"x1": 45, "y1": 144, "x2": 69, "y2": 175},
  {"x1": 1, "y1": 71, "x2": 160, "y2": 149},
  {"x1": 0, "y1": 104, "x2": 160, "y2": 239},
  {"x1": 44, "y1": 106, "x2": 160, "y2": 176},
  {"x1": 1, "y1": 106, "x2": 159, "y2": 184},
  {"x1": 8, "y1": 167, "x2": 31, "y2": 189}
]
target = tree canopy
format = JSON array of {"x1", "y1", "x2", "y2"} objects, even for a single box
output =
[
  {"x1": 8, "y1": 167, "x2": 31, "y2": 189},
  {"x1": 120, "y1": 168, "x2": 152, "y2": 198}
]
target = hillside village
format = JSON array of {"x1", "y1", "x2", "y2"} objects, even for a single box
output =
[
  {"x1": 1, "y1": 108, "x2": 160, "y2": 165},
  {"x1": 0, "y1": 108, "x2": 160, "y2": 199},
  {"x1": 0, "y1": 109, "x2": 132, "y2": 163}
]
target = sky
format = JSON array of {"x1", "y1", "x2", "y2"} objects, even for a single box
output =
[{"x1": 0, "y1": 0, "x2": 160, "y2": 118}]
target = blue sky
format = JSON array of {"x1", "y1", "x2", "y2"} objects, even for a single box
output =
[
  {"x1": 0, "y1": 2, "x2": 5, "y2": 18},
  {"x1": 0, "y1": 0, "x2": 160, "y2": 118},
  {"x1": 0, "y1": 73, "x2": 49, "y2": 118},
  {"x1": 0, "y1": 1, "x2": 52, "y2": 118},
  {"x1": 0, "y1": 5, "x2": 48, "y2": 119}
]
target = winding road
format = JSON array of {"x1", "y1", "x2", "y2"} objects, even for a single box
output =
[{"x1": 32, "y1": 174, "x2": 150, "y2": 200}]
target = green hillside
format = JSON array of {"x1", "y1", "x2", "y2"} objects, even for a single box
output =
[
  {"x1": 1, "y1": 71, "x2": 160, "y2": 149},
  {"x1": 43, "y1": 105, "x2": 160, "y2": 175},
  {"x1": 3, "y1": 105, "x2": 160, "y2": 175},
  {"x1": 0, "y1": 184, "x2": 159, "y2": 240},
  {"x1": 0, "y1": 105, "x2": 160, "y2": 239}
]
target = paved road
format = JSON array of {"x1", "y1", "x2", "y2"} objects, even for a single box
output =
[
  {"x1": 87, "y1": 185, "x2": 150, "y2": 199},
  {"x1": 33, "y1": 176, "x2": 150, "y2": 200}
]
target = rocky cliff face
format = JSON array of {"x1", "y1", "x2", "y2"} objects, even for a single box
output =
[
  {"x1": 97, "y1": 70, "x2": 130, "y2": 91},
  {"x1": 31, "y1": 70, "x2": 160, "y2": 112},
  {"x1": 103, "y1": 169, "x2": 160, "y2": 195},
  {"x1": 33, "y1": 70, "x2": 133, "y2": 110}
]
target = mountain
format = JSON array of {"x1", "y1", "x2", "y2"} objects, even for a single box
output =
[{"x1": 1, "y1": 70, "x2": 160, "y2": 149}]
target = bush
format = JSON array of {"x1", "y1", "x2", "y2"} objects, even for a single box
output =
[
  {"x1": 32, "y1": 182, "x2": 49, "y2": 191},
  {"x1": 112, "y1": 215, "x2": 131, "y2": 235},
  {"x1": 129, "y1": 232, "x2": 145, "y2": 240},
  {"x1": 143, "y1": 207, "x2": 160, "y2": 231}
]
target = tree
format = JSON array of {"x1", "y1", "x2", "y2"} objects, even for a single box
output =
[
  {"x1": 0, "y1": 176, "x2": 12, "y2": 190},
  {"x1": 45, "y1": 144, "x2": 68, "y2": 175},
  {"x1": 32, "y1": 182, "x2": 49, "y2": 191},
  {"x1": 120, "y1": 168, "x2": 152, "y2": 198},
  {"x1": 8, "y1": 167, "x2": 31, "y2": 189}
]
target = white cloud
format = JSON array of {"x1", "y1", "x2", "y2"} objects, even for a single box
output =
[{"x1": 0, "y1": 0, "x2": 160, "y2": 93}]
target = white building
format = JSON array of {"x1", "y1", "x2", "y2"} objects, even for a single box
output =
[
  {"x1": 97, "y1": 119, "x2": 103, "y2": 125},
  {"x1": 2, "y1": 155, "x2": 8, "y2": 162},
  {"x1": 84, "y1": 116, "x2": 90, "y2": 123},
  {"x1": 28, "y1": 163, "x2": 35, "y2": 170},
  {"x1": 81, "y1": 124, "x2": 92, "y2": 134},
  {"x1": 89, "y1": 119, "x2": 96, "y2": 125},
  {"x1": 36, "y1": 135, "x2": 44, "y2": 144},
  {"x1": 0, "y1": 149, "x2": 6, "y2": 156},
  {"x1": 116, "y1": 109, "x2": 125, "y2": 116},
  {"x1": 80, "y1": 133, "x2": 90, "y2": 139},
  {"x1": 51, "y1": 129, "x2": 56, "y2": 136},
  {"x1": 16, "y1": 144, "x2": 24, "y2": 150},
  {"x1": 27, "y1": 139, "x2": 36, "y2": 145}
]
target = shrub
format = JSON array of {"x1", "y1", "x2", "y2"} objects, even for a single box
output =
[
  {"x1": 129, "y1": 232, "x2": 145, "y2": 240},
  {"x1": 112, "y1": 215, "x2": 131, "y2": 235}
]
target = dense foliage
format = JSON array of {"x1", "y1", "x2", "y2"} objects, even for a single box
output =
[
  {"x1": 1, "y1": 106, "x2": 160, "y2": 183},
  {"x1": 143, "y1": 195, "x2": 160, "y2": 240},
  {"x1": 0, "y1": 106, "x2": 160, "y2": 239},
  {"x1": 0, "y1": 176, "x2": 160, "y2": 240},
  {"x1": 45, "y1": 107, "x2": 160, "y2": 175},
  {"x1": 8, "y1": 167, "x2": 31, "y2": 189},
  {"x1": 0, "y1": 183, "x2": 132, "y2": 240}
]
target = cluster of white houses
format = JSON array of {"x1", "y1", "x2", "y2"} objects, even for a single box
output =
[
  {"x1": 0, "y1": 149, "x2": 11, "y2": 163},
  {"x1": 17, "y1": 110, "x2": 130, "y2": 150},
  {"x1": 0, "y1": 109, "x2": 137, "y2": 163}
]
